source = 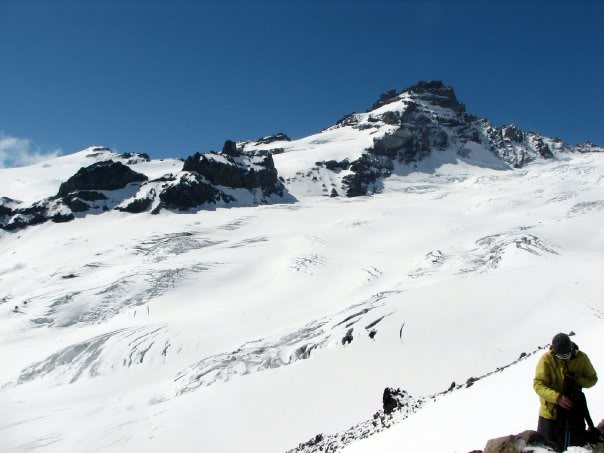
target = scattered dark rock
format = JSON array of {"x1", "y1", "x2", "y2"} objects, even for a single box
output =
[
  {"x1": 342, "y1": 328, "x2": 354, "y2": 345},
  {"x1": 330, "y1": 188, "x2": 339, "y2": 198},
  {"x1": 316, "y1": 159, "x2": 351, "y2": 172},
  {"x1": 569, "y1": 331, "x2": 576, "y2": 336},
  {"x1": 335, "y1": 112, "x2": 359, "y2": 127},
  {"x1": 61, "y1": 274, "x2": 78, "y2": 279},
  {"x1": 115, "y1": 194, "x2": 154, "y2": 213},
  {"x1": 57, "y1": 160, "x2": 148, "y2": 196},
  {"x1": 518, "y1": 352, "x2": 527, "y2": 360},
  {"x1": 466, "y1": 377, "x2": 478, "y2": 388},
  {"x1": 448, "y1": 381, "x2": 456, "y2": 392},
  {"x1": 382, "y1": 387, "x2": 407, "y2": 414},
  {"x1": 50, "y1": 212, "x2": 75, "y2": 223},
  {"x1": 255, "y1": 133, "x2": 291, "y2": 145},
  {"x1": 250, "y1": 148, "x2": 286, "y2": 156},
  {"x1": 151, "y1": 174, "x2": 177, "y2": 183},
  {"x1": 118, "y1": 152, "x2": 151, "y2": 163},
  {"x1": 368, "y1": 329, "x2": 377, "y2": 339}
]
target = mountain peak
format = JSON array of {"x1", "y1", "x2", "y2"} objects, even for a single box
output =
[
  {"x1": 368, "y1": 80, "x2": 464, "y2": 114},
  {"x1": 404, "y1": 80, "x2": 464, "y2": 113}
]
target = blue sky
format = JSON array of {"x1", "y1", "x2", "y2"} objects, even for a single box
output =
[{"x1": 0, "y1": 0, "x2": 602, "y2": 163}]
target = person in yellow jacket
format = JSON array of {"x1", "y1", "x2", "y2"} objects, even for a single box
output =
[{"x1": 533, "y1": 333, "x2": 598, "y2": 448}]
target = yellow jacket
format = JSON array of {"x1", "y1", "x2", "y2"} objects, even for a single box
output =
[{"x1": 533, "y1": 349, "x2": 598, "y2": 420}]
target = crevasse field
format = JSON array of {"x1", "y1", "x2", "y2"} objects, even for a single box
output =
[{"x1": 1, "y1": 141, "x2": 603, "y2": 452}]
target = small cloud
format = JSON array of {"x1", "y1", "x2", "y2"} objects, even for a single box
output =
[{"x1": 0, "y1": 132, "x2": 63, "y2": 168}]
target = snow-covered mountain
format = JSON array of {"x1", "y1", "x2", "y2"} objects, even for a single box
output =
[{"x1": 1, "y1": 81, "x2": 603, "y2": 453}]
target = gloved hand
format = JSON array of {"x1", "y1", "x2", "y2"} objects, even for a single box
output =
[{"x1": 558, "y1": 395, "x2": 574, "y2": 409}]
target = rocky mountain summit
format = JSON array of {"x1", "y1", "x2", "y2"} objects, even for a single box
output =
[{"x1": 1, "y1": 81, "x2": 602, "y2": 231}]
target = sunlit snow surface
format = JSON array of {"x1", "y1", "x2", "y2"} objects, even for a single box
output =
[{"x1": 1, "y1": 147, "x2": 603, "y2": 453}]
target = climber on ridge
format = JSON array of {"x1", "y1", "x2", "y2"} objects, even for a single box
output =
[{"x1": 533, "y1": 332, "x2": 598, "y2": 449}]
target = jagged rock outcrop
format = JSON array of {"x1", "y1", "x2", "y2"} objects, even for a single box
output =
[
  {"x1": 155, "y1": 172, "x2": 229, "y2": 212},
  {"x1": 57, "y1": 160, "x2": 148, "y2": 196},
  {"x1": 115, "y1": 192, "x2": 155, "y2": 213},
  {"x1": 1, "y1": 143, "x2": 291, "y2": 230},
  {"x1": 382, "y1": 387, "x2": 409, "y2": 415},
  {"x1": 118, "y1": 152, "x2": 151, "y2": 164},
  {"x1": 329, "y1": 80, "x2": 592, "y2": 197},
  {"x1": 0, "y1": 197, "x2": 19, "y2": 221},
  {"x1": 342, "y1": 154, "x2": 392, "y2": 197},
  {"x1": 183, "y1": 144, "x2": 282, "y2": 196},
  {"x1": 255, "y1": 132, "x2": 290, "y2": 145}
]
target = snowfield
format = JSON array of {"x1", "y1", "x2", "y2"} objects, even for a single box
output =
[{"x1": 1, "y1": 115, "x2": 604, "y2": 451}]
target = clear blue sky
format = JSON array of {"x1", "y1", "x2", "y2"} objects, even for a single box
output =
[{"x1": 1, "y1": 0, "x2": 603, "y2": 160}]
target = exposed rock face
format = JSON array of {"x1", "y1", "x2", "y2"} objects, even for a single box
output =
[
  {"x1": 0, "y1": 197, "x2": 19, "y2": 221},
  {"x1": 369, "y1": 89, "x2": 399, "y2": 111},
  {"x1": 182, "y1": 151, "x2": 281, "y2": 195},
  {"x1": 156, "y1": 172, "x2": 225, "y2": 211},
  {"x1": 315, "y1": 159, "x2": 351, "y2": 172},
  {"x1": 328, "y1": 80, "x2": 578, "y2": 196},
  {"x1": 405, "y1": 80, "x2": 466, "y2": 113},
  {"x1": 115, "y1": 193, "x2": 155, "y2": 214},
  {"x1": 342, "y1": 154, "x2": 392, "y2": 197},
  {"x1": 382, "y1": 387, "x2": 409, "y2": 415},
  {"x1": 118, "y1": 152, "x2": 151, "y2": 164},
  {"x1": 1, "y1": 143, "x2": 291, "y2": 230},
  {"x1": 57, "y1": 160, "x2": 148, "y2": 196},
  {"x1": 255, "y1": 133, "x2": 291, "y2": 145},
  {"x1": 222, "y1": 140, "x2": 240, "y2": 156},
  {"x1": 575, "y1": 142, "x2": 604, "y2": 153}
]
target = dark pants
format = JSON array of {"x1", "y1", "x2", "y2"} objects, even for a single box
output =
[
  {"x1": 537, "y1": 416, "x2": 561, "y2": 448},
  {"x1": 538, "y1": 412, "x2": 586, "y2": 450}
]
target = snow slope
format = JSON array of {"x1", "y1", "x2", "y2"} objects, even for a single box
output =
[{"x1": 1, "y1": 83, "x2": 604, "y2": 452}]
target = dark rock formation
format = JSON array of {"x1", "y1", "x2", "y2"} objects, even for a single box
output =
[
  {"x1": 0, "y1": 197, "x2": 19, "y2": 219},
  {"x1": 118, "y1": 152, "x2": 151, "y2": 164},
  {"x1": 182, "y1": 152, "x2": 281, "y2": 195},
  {"x1": 115, "y1": 193, "x2": 155, "y2": 213},
  {"x1": 335, "y1": 112, "x2": 359, "y2": 127},
  {"x1": 369, "y1": 89, "x2": 399, "y2": 111},
  {"x1": 255, "y1": 133, "x2": 291, "y2": 145},
  {"x1": 315, "y1": 159, "x2": 351, "y2": 171},
  {"x1": 157, "y1": 173, "x2": 224, "y2": 211},
  {"x1": 72, "y1": 191, "x2": 107, "y2": 201},
  {"x1": 341, "y1": 329, "x2": 353, "y2": 345},
  {"x1": 342, "y1": 154, "x2": 393, "y2": 197},
  {"x1": 382, "y1": 387, "x2": 409, "y2": 415},
  {"x1": 57, "y1": 160, "x2": 148, "y2": 196},
  {"x1": 50, "y1": 212, "x2": 75, "y2": 223},
  {"x1": 404, "y1": 80, "x2": 465, "y2": 113},
  {"x1": 62, "y1": 195, "x2": 91, "y2": 213},
  {"x1": 222, "y1": 140, "x2": 240, "y2": 156}
]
